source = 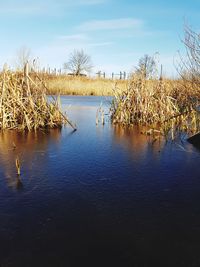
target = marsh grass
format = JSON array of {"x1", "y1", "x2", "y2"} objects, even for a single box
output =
[
  {"x1": 46, "y1": 75, "x2": 126, "y2": 96},
  {"x1": 0, "y1": 65, "x2": 74, "y2": 131},
  {"x1": 111, "y1": 76, "x2": 200, "y2": 139}
]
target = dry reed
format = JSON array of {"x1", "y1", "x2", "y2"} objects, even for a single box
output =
[
  {"x1": 0, "y1": 64, "x2": 75, "y2": 131},
  {"x1": 111, "y1": 76, "x2": 200, "y2": 139}
]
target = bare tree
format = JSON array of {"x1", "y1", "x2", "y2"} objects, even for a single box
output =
[
  {"x1": 176, "y1": 25, "x2": 200, "y2": 86},
  {"x1": 15, "y1": 46, "x2": 32, "y2": 70},
  {"x1": 135, "y1": 54, "x2": 157, "y2": 79},
  {"x1": 64, "y1": 49, "x2": 93, "y2": 76}
]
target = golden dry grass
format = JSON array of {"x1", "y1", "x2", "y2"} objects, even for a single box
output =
[
  {"x1": 111, "y1": 76, "x2": 200, "y2": 138},
  {"x1": 0, "y1": 67, "x2": 73, "y2": 131},
  {"x1": 46, "y1": 75, "x2": 127, "y2": 96}
]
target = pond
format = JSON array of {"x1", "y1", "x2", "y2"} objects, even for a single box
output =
[{"x1": 0, "y1": 96, "x2": 200, "y2": 267}]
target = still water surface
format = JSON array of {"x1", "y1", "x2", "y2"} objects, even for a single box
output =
[{"x1": 0, "y1": 96, "x2": 200, "y2": 267}]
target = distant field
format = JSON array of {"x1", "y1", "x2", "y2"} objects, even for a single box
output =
[{"x1": 45, "y1": 75, "x2": 127, "y2": 96}]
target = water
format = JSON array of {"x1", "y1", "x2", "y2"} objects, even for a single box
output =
[{"x1": 0, "y1": 96, "x2": 200, "y2": 267}]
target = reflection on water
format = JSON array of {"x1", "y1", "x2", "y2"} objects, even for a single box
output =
[
  {"x1": 0, "y1": 128, "x2": 61, "y2": 153},
  {"x1": 0, "y1": 129, "x2": 61, "y2": 190},
  {"x1": 0, "y1": 96, "x2": 200, "y2": 267},
  {"x1": 113, "y1": 124, "x2": 165, "y2": 156}
]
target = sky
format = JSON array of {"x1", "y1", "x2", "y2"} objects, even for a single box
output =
[{"x1": 0, "y1": 0, "x2": 200, "y2": 77}]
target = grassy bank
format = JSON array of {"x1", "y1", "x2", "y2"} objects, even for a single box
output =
[{"x1": 46, "y1": 75, "x2": 127, "y2": 96}]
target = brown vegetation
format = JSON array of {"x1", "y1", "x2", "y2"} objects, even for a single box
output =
[
  {"x1": 0, "y1": 64, "x2": 75, "y2": 131},
  {"x1": 111, "y1": 76, "x2": 200, "y2": 139},
  {"x1": 111, "y1": 26, "x2": 200, "y2": 140},
  {"x1": 46, "y1": 74, "x2": 127, "y2": 96}
]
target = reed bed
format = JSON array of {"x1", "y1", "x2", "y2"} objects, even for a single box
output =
[
  {"x1": 0, "y1": 65, "x2": 73, "y2": 131},
  {"x1": 111, "y1": 76, "x2": 200, "y2": 139},
  {"x1": 46, "y1": 75, "x2": 126, "y2": 96}
]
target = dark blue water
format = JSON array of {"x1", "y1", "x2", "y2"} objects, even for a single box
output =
[{"x1": 0, "y1": 96, "x2": 200, "y2": 267}]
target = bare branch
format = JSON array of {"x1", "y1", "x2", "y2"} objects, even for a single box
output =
[
  {"x1": 15, "y1": 46, "x2": 32, "y2": 71},
  {"x1": 177, "y1": 25, "x2": 200, "y2": 87},
  {"x1": 134, "y1": 54, "x2": 157, "y2": 79}
]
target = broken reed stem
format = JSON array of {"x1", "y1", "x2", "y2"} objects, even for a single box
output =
[{"x1": 15, "y1": 157, "x2": 21, "y2": 175}]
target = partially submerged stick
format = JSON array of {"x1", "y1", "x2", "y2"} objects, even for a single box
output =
[{"x1": 15, "y1": 157, "x2": 21, "y2": 176}]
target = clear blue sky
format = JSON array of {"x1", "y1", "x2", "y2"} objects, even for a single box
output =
[{"x1": 0, "y1": 0, "x2": 199, "y2": 77}]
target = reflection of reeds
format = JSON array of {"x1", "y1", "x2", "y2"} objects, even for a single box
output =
[
  {"x1": 96, "y1": 106, "x2": 105, "y2": 125},
  {"x1": 0, "y1": 129, "x2": 62, "y2": 189},
  {"x1": 111, "y1": 77, "x2": 200, "y2": 139},
  {"x1": 0, "y1": 64, "x2": 75, "y2": 130}
]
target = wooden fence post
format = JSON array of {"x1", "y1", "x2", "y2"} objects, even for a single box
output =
[
  {"x1": 159, "y1": 64, "x2": 163, "y2": 81},
  {"x1": 123, "y1": 72, "x2": 126, "y2": 80},
  {"x1": 96, "y1": 71, "x2": 101, "y2": 78}
]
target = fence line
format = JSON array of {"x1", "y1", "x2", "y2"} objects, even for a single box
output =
[
  {"x1": 1, "y1": 64, "x2": 130, "y2": 79},
  {"x1": 36, "y1": 69, "x2": 128, "y2": 79},
  {"x1": 96, "y1": 71, "x2": 127, "y2": 80}
]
